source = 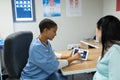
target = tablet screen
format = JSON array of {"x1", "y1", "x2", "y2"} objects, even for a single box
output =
[{"x1": 72, "y1": 48, "x2": 89, "y2": 60}]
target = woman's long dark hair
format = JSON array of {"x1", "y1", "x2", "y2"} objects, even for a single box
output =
[{"x1": 97, "y1": 15, "x2": 120, "y2": 58}]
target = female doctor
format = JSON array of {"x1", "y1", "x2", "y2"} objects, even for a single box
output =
[{"x1": 20, "y1": 18, "x2": 81, "y2": 80}]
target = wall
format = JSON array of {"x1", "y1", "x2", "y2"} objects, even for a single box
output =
[
  {"x1": 0, "y1": 0, "x2": 14, "y2": 39},
  {"x1": 103, "y1": 0, "x2": 120, "y2": 18},
  {"x1": 0, "y1": 0, "x2": 103, "y2": 51}
]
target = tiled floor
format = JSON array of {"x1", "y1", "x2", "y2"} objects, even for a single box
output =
[
  {"x1": 67, "y1": 72, "x2": 95, "y2": 80},
  {"x1": 0, "y1": 72, "x2": 95, "y2": 80}
]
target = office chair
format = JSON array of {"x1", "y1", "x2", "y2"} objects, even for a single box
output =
[{"x1": 4, "y1": 31, "x2": 33, "y2": 80}]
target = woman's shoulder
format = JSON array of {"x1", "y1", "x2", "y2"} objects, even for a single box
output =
[
  {"x1": 104, "y1": 44, "x2": 120, "y2": 59},
  {"x1": 107, "y1": 44, "x2": 120, "y2": 59},
  {"x1": 110, "y1": 44, "x2": 120, "y2": 52}
]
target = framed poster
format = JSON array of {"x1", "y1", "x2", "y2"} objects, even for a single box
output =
[
  {"x1": 11, "y1": 0, "x2": 36, "y2": 22},
  {"x1": 43, "y1": 0, "x2": 61, "y2": 17},
  {"x1": 116, "y1": 0, "x2": 120, "y2": 11},
  {"x1": 66, "y1": 0, "x2": 82, "y2": 17}
]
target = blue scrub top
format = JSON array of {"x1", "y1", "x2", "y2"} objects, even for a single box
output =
[
  {"x1": 21, "y1": 38, "x2": 59, "y2": 80},
  {"x1": 93, "y1": 44, "x2": 120, "y2": 80}
]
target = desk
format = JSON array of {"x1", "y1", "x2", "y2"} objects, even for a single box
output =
[
  {"x1": 0, "y1": 39, "x2": 6, "y2": 80},
  {"x1": 0, "y1": 48, "x2": 2, "y2": 79},
  {"x1": 59, "y1": 40, "x2": 101, "y2": 76},
  {"x1": 0, "y1": 43, "x2": 4, "y2": 80}
]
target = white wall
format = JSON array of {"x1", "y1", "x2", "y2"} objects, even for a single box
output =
[
  {"x1": 14, "y1": 0, "x2": 103, "y2": 50},
  {"x1": 103, "y1": 0, "x2": 120, "y2": 18},
  {"x1": 0, "y1": 0, "x2": 14, "y2": 39},
  {"x1": 0, "y1": 0, "x2": 103, "y2": 51}
]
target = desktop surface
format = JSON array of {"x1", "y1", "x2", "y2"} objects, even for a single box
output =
[{"x1": 58, "y1": 40, "x2": 102, "y2": 75}]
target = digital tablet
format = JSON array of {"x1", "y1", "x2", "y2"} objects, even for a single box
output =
[{"x1": 72, "y1": 48, "x2": 89, "y2": 60}]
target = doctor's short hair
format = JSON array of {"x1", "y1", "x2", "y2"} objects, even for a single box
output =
[{"x1": 39, "y1": 18, "x2": 57, "y2": 33}]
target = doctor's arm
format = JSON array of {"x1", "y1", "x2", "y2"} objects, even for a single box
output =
[
  {"x1": 57, "y1": 53, "x2": 81, "y2": 69},
  {"x1": 55, "y1": 52, "x2": 72, "y2": 59}
]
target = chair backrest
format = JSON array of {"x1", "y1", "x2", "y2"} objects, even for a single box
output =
[{"x1": 4, "y1": 31, "x2": 33, "y2": 79}]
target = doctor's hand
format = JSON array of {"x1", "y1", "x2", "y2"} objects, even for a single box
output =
[
  {"x1": 67, "y1": 53, "x2": 81, "y2": 65},
  {"x1": 72, "y1": 53, "x2": 81, "y2": 60}
]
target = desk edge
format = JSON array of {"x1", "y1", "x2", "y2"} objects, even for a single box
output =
[{"x1": 61, "y1": 68, "x2": 96, "y2": 75}]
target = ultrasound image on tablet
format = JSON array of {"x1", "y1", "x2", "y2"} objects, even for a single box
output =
[{"x1": 72, "y1": 48, "x2": 89, "y2": 60}]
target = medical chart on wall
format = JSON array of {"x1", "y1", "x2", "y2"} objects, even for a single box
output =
[
  {"x1": 66, "y1": 0, "x2": 82, "y2": 17},
  {"x1": 43, "y1": 0, "x2": 61, "y2": 17},
  {"x1": 12, "y1": 0, "x2": 35, "y2": 22},
  {"x1": 116, "y1": 0, "x2": 120, "y2": 11}
]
